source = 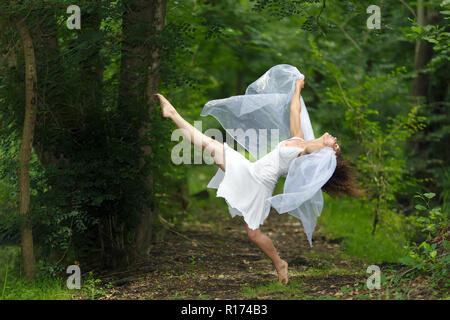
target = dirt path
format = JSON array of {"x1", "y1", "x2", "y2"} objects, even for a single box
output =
[{"x1": 96, "y1": 207, "x2": 378, "y2": 300}]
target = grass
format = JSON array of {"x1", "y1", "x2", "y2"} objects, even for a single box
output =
[
  {"x1": 319, "y1": 195, "x2": 409, "y2": 263},
  {"x1": 1, "y1": 274, "x2": 75, "y2": 300},
  {"x1": 0, "y1": 246, "x2": 110, "y2": 300},
  {"x1": 0, "y1": 268, "x2": 111, "y2": 300},
  {"x1": 241, "y1": 279, "x2": 313, "y2": 299},
  {"x1": 0, "y1": 245, "x2": 71, "y2": 300}
]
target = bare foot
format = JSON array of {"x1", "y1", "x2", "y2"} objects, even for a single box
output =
[
  {"x1": 154, "y1": 93, "x2": 177, "y2": 118},
  {"x1": 276, "y1": 260, "x2": 289, "y2": 285}
]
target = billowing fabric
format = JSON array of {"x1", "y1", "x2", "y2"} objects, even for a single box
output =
[
  {"x1": 201, "y1": 64, "x2": 314, "y2": 158},
  {"x1": 201, "y1": 64, "x2": 336, "y2": 246},
  {"x1": 265, "y1": 147, "x2": 336, "y2": 246}
]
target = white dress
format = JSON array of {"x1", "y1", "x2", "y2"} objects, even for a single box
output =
[{"x1": 215, "y1": 137, "x2": 305, "y2": 230}]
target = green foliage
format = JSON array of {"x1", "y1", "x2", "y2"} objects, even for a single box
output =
[
  {"x1": 400, "y1": 0, "x2": 450, "y2": 210},
  {"x1": 401, "y1": 1, "x2": 450, "y2": 73},
  {"x1": 0, "y1": 246, "x2": 74, "y2": 300},
  {"x1": 0, "y1": 181, "x2": 18, "y2": 244},
  {"x1": 309, "y1": 37, "x2": 426, "y2": 233},
  {"x1": 81, "y1": 271, "x2": 112, "y2": 300},
  {"x1": 320, "y1": 195, "x2": 408, "y2": 263},
  {"x1": 0, "y1": 245, "x2": 110, "y2": 300},
  {"x1": 400, "y1": 193, "x2": 449, "y2": 288},
  {"x1": 0, "y1": 275, "x2": 74, "y2": 300},
  {"x1": 0, "y1": 0, "x2": 162, "y2": 267},
  {"x1": 440, "y1": 168, "x2": 450, "y2": 214},
  {"x1": 251, "y1": 0, "x2": 327, "y2": 32}
]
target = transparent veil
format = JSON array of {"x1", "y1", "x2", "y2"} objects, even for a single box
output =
[{"x1": 201, "y1": 64, "x2": 336, "y2": 246}]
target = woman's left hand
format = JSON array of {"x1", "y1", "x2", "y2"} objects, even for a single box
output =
[{"x1": 296, "y1": 78, "x2": 305, "y2": 90}]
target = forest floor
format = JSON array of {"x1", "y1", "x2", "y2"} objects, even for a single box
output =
[{"x1": 92, "y1": 206, "x2": 437, "y2": 300}]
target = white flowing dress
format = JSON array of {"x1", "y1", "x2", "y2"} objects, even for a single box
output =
[{"x1": 215, "y1": 137, "x2": 305, "y2": 230}]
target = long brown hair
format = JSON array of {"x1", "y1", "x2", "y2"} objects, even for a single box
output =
[{"x1": 322, "y1": 153, "x2": 363, "y2": 197}]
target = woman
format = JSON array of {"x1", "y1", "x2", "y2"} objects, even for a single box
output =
[{"x1": 155, "y1": 76, "x2": 359, "y2": 285}]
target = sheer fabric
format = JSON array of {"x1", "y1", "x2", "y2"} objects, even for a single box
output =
[
  {"x1": 201, "y1": 64, "x2": 314, "y2": 158},
  {"x1": 201, "y1": 64, "x2": 336, "y2": 246},
  {"x1": 266, "y1": 147, "x2": 336, "y2": 246}
]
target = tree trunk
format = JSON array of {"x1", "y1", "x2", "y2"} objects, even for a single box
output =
[
  {"x1": 138, "y1": 0, "x2": 167, "y2": 257},
  {"x1": 119, "y1": 0, "x2": 167, "y2": 261},
  {"x1": 412, "y1": 0, "x2": 440, "y2": 100},
  {"x1": 13, "y1": 16, "x2": 38, "y2": 280}
]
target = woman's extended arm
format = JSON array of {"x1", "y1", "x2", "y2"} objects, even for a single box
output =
[
  {"x1": 301, "y1": 138, "x2": 325, "y2": 155},
  {"x1": 289, "y1": 79, "x2": 304, "y2": 139},
  {"x1": 299, "y1": 133, "x2": 339, "y2": 156}
]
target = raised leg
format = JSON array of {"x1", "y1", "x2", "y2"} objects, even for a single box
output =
[
  {"x1": 245, "y1": 223, "x2": 289, "y2": 285},
  {"x1": 155, "y1": 93, "x2": 225, "y2": 171}
]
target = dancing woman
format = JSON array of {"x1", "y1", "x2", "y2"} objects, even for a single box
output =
[{"x1": 155, "y1": 66, "x2": 360, "y2": 285}]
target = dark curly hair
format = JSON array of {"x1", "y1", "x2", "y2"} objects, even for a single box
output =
[{"x1": 322, "y1": 153, "x2": 363, "y2": 197}]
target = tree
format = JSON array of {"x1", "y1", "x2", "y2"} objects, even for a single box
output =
[
  {"x1": 11, "y1": 14, "x2": 38, "y2": 280},
  {"x1": 0, "y1": 0, "x2": 171, "y2": 269},
  {"x1": 118, "y1": 0, "x2": 167, "y2": 261}
]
